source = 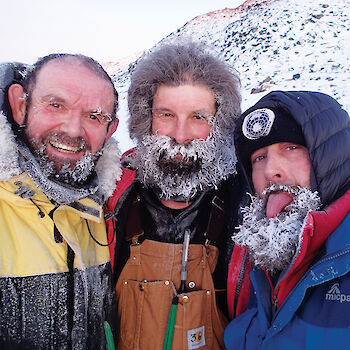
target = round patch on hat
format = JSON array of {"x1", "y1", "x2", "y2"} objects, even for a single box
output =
[{"x1": 242, "y1": 108, "x2": 275, "y2": 140}]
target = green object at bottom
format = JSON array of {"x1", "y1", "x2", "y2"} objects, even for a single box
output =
[
  {"x1": 163, "y1": 300, "x2": 178, "y2": 350},
  {"x1": 104, "y1": 321, "x2": 115, "y2": 350}
]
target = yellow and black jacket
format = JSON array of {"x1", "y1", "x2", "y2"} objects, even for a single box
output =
[{"x1": 0, "y1": 86, "x2": 122, "y2": 350}]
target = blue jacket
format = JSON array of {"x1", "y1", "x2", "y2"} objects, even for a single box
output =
[
  {"x1": 225, "y1": 193, "x2": 350, "y2": 349},
  {"x1": 225, "y1": 90, "x2": 350, "y2": 349}
]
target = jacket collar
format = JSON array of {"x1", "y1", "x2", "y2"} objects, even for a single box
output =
[
  {"x1": 322, "y1": 189, "x2": 350, "y2": 254},
  {"x1": 273, "y1": 189, "x2": 350, "y2": 307}
]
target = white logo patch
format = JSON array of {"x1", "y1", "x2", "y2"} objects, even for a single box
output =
[
  {"x1": 325, "y1": 283, "x2": 350, "y2": 303},
  {"x1": 187, "y1": 325, "x2": 205, "y2": 349},
  {"x1": 242, "y1": 108, "x2": 275, "y2": 140}
]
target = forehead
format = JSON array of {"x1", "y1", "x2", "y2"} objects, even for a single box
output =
[
  {"x1": 153, "y1": 84, "x2": 215, "y2": 108},
  {"x1": 33, "y1": 59, "x2": 114, "y2": 110}
]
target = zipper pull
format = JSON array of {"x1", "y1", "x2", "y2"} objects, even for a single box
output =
[{"x1": 272, "y1": 295, "x2": 278, "y2": 314}]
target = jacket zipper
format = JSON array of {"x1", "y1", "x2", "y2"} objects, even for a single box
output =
[
  {"x1": 265, "y1": 271, "x2": 278, "y2": 315},
  {"x1": 272, "y1": 294, "x2": 278, "y2": 314}
]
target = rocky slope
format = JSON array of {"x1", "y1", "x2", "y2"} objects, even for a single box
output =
[{"x1": 109, "y1": 0, "x2": 350, "y2": 150}]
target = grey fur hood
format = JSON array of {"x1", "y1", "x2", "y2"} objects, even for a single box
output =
[{"x1": 235, "y1": 91, "x2": 350, "y2": 207}]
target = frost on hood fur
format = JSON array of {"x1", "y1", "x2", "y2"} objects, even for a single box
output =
[
  {"x1": 127, "y1": 42, "x2": 241, "y2": 147},
  {"x1": 127, "y1": 42, "x2": 241, "y2": 200},
  {"x1": 0, "y1": 112, "x2": 122, "y2": 202}
]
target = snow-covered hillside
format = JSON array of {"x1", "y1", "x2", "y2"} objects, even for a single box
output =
[{"x1": 109, "y1": 0, "x2": 350, "y2": 151}]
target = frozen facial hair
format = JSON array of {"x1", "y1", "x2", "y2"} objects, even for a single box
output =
[
  {"x1": 135, "y1": 134, "x2": 236, "y2": 202},
  {"x1": 233, "y1": 184, "x2": 321, "y2": 273},
  {"x1": 31, "y1": 132, "x2": 101, "y2": 186}
]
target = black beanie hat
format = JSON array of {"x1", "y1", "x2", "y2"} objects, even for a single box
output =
[{"x1": 234, "y1": 106, "x2": 306, "y2": 179}]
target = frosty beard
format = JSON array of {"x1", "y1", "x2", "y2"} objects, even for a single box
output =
[
  {"x1": 233, "y1": 184, "x2": 321, "y2": 273},
  {"x1": 28, "y1": 132, "x2": 101, "y2": 186},
  {"x1": 135, "y1": 134, "x2": 236, "y2": 202}
]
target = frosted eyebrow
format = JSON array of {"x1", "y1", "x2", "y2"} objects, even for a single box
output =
[
  {"x1": 151, "y1": 109, "x2": 214, "y2": 115},
  {"x1": 194, "y1": 110, "x2": 214, "y2": 116},
  {"x1": 89, "y1": 107, "x2": 112, "y2": 118}
]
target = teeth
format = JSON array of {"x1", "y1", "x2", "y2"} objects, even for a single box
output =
[{"x1": 49, "y1": 141, "x2": 83, "y2": 153}]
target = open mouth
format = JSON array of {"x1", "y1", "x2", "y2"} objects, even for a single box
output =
[
  {"x1": 172, "y1": 153, "x2": 184, "y2": 161},
  {"x1": 263, "y1": 185, "x2": 298, "y2": 218},
  {"x1": 49, "y1": 140, "x2": 84, "y2": 154},
  {"x1": 158, "y1": 152, "x2": 201, "y2": 176}
]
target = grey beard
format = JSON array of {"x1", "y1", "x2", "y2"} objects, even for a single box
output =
[
  {"x1": 35, "y1": 144, "x2": 101, "y2": 186},
  {"x1": 135, "y1": 134, "x2": 236, "y2": 201},
  {"x1": 17, "y1": 141, "x2": 101, "y2": 205},
  {"x1": 233, "y1": 185, "x2": 321, "y2": 273}
]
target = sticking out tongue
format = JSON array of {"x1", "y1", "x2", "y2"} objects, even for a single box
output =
[{"x1": 266, "y1": 191, "x2": 294, "y2": 218}]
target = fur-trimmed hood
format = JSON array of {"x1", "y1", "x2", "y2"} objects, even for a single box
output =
[{"x1": 0, "y1": 111, "x2": 122, "y2": 201}]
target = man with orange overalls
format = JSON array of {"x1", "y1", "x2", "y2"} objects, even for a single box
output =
[{"x1": 105, "y1": 41, "x2": 248, "y2": 350}]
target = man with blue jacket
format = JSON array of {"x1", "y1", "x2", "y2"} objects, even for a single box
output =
[{"x1": 224, "y1": 91, "x2": 350, "y2": 349}]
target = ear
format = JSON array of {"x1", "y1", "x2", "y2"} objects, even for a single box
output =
[
  {"x1": 8, "y1": 84, "x2": 26, "y2": 125},
  {"x1": 105, "y1": 118, "x2": 119, "y2": 141}
]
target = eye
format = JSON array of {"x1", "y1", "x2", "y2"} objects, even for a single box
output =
[
  {"x1": 159, "y1": 112, "x2": 173, "y2": 118},
  {"x1": 88, "y1": 114, "x2": 99, "y2": 121},
  {"x1": 286, "y1": 145, "x2": 298, "y2": 151},
  {"x1": 86, "y1": 113, "x2": 105, "y2": 125},
  {"x1": 193, "y1": 114, "x2": 206, "y2": 120},
  {"x1": 251, "y1": 153, "x2": 266, "y2": 164},
  {"x1": 152, "y1": 110, "x2": 174, "y2": 119},
  {"x1": 86, "y1": 113, "x2": 112, "y2": 125},
  {"x1": 254, "y1": 155, "x2": 265, "y2": 162},
  {"x1": 193, "y1": 112, "x2": 213, "y2": 121},
  {"x1": 49, "y1": 102, "x2": 61, "y2": 109}
]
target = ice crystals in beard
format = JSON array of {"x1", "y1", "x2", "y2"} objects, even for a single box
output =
[
  {"x1": 233, "y1": 186, "x2": 321, "y2": 272},
  {"x1": 158, "y1": 141, "x2": 201, "y2": 177},
  {"x1": 262, "y1": 183, "x2": 300, "y2": 201},
  {"x1": 32, "y1": 136, "x2": 100, "y2": 185},
  {"x1": 54, "y1": 150, "x2": 101, "y2": 185},
  {"x1": 135, "y1": 134, "x2": 236, "y2": 201}
]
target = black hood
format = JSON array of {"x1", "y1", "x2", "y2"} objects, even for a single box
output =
[
  {"x1": 235, "y1": 90, "x2": 350, "y2": 207},
  {"x1": 0, "y1": 62, "x2": 29, "y2": 127}
]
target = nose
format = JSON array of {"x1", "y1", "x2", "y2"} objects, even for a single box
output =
[
  {"x1": 169, "y1": 119, "x2": 193, "y2": 144},
  {"x1": 60, "y1": 110, "x2": 84, "y2": 138},
  {"x1": 264, "y1": 153, "x2": 287, "y2": 183}
]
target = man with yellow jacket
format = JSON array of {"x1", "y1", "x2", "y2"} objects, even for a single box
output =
[{"x1": 0, "y1": 54, "x2": 121, "y2": 349}]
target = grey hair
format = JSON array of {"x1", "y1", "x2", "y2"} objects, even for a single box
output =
[{"x1": 127, "y1": 41, "x2": 241, "y2": 143}]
